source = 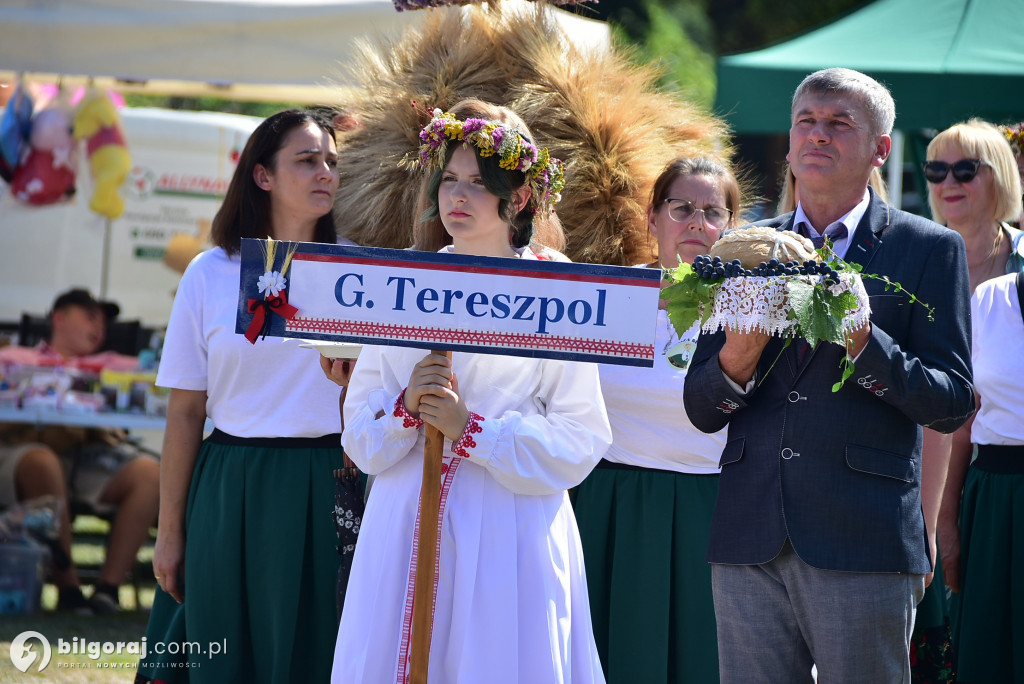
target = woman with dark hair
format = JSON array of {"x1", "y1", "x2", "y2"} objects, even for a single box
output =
[
  {"x1": 330, "y1": 107, "x2": 612, "y2": 683},
  {"x1": 571, "y1": 157, "x2": 740, "y2": 683},
  {"x1": 137, "y1": 109, "x2": 345, "y2": 683},
  {"x1": 210, "y1": 109, "x2": 338, "y2": 250}
]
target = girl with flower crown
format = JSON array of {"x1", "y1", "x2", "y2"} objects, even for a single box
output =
[
  {"x1": 330, "y1": 104, "x2": 612, "y2": 683},
  {"x1": 410, "y1": 98, "x2": 571, "y2": 263}
]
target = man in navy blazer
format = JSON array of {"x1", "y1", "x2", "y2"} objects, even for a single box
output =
[{"x1": 683, "y1": 68, "x2": 974, "y2": 683}]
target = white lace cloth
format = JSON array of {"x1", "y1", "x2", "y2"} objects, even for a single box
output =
[{"x1": 700, "y1": 273, "x2": 871, "y2": 338}]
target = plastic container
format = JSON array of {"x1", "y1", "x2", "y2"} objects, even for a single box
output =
[{"x1": 0, "y1": 542, "x2": 47, "y2": 615}]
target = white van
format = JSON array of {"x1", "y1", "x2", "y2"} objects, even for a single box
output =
[{"x1": 0, "y1": 107, "x2": 260, "y2": 328}]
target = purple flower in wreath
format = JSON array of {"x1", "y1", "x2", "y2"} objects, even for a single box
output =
[
  {"x1": 462, "y1": 118, "x2": 488, "y2": 134},
  {"x1": 519, "y1": 142, "x2": 539, "y2": 171}
]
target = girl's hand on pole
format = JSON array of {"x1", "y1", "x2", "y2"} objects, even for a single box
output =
[
  {"x1": 404, "y1": 353, "x2": 454, "y2": 415},
  {"x1": 418, "y1": 371, "x2": 470, "y2": 442}
]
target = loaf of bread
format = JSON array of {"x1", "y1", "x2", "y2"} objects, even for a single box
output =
[{"x1": 708, "y1": 226, "x2": 817, "y2": 269}]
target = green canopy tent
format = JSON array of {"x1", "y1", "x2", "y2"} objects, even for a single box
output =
[
  {"x1": 715, "y1": 0, "x2": 1024, "y2": 212},
  {"x1": 716, "y1": 0, "x2": 1024, "y2": 134}
]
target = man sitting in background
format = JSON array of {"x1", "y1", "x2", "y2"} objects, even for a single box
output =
[{"x1": 0, "y1": 288, "x2": 160, "y2": 614}]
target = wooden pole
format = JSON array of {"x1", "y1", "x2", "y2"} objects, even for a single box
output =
[{"x1": 409, "y1": 349, "x2": 452, "y2": 684}]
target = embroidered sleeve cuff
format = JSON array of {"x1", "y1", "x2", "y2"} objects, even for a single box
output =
[
  {"x1": 393, "y1": 389, "x2": 425, "y2": 429},
  {"x1": 451, "y1": 412, "x2": 485, "y2": 458}
]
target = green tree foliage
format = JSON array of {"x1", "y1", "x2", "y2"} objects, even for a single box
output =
[
  {"x1": 707, "y1": 0, "x2": 869, "y2": 55},
  {"x1": 612, "y1": 0, "x2": 715, "y2": 108},
  {"x1": 598, "y1": 0, "x2": 867, "y2": 103},
  {"x1": 597, "y1": 0, "x2": 867, "y2": 54}
]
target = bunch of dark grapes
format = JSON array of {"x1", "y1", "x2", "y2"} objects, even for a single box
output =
[
  {"x1": 692, "y1": 255, "x2": 842, "y2": 285},
  {"x1": 692, "y1": 255, "x2": 743, "y2": 278}
]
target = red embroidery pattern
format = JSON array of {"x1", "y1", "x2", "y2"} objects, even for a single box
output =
[
  {"x1": 396, "y1": 455, "x2": 462, "y2": 683},
  {"x1": 285, "y1": 317, "x2": 653, "y2": 361},
  {"x1": 452, "y1": 412, "x2": 484, "y2": 458},
  {"x1": 393, "y1": 390, "x2": 425, "y2": 429}
]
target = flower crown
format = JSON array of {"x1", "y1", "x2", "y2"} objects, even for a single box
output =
[
  {"x1": 1002, "y1": 122, "x2": 1024, "y2": 158},
  {"x1": 402, "y1": 109, "x2": 566, "y2": 216}
]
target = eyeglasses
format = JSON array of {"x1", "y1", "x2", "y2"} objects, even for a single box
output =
[
  {"x1": 922, "y1": 159, "x2": 989, "y2": 184},
  {"x1": 662, "y1": 199, "x2": 733, "y2": 228}
]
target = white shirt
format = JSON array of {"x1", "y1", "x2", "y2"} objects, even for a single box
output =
[
  {"x1": 793, "y1": 188, "x2": 871, "y2": 259},
  {"x1": 599, "y1": 309, "x2": 724, "y2": 473},
  {"x1": 157, "y1": 247, "x2": 342, "y2": 438},
  {"x1": 969, "y1": 273, "x2": 1024, "y2": 446}
]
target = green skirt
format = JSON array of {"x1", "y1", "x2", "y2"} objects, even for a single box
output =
[
  {"x1": 571, "y1": 463, "x2": 720, "y2": 684},
  {"x1": 950, "y1": 464, "x2": 1024, "y2": 683},
  {"x1": 137, "y1": 435, "x2": 343, "y2": 683}
]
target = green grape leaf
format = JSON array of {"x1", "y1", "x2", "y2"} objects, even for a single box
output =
[
  {"x1": 789, "y1": 280, "x2": 845, "y2": 345},
  {"x1": 661, "y1": 263, "x2": 722, "y2": 336},
  {"x1": 812, "y1": 288, "x2": 847, "y2": 345},
  {"x1": 786, "y1": 278, "x2": 814, "y2": 329},
  {"x1": 830, "y1": 290, "x2": 860, "y2": 319},
  {"x1": 661, "y1": 281, "x2": 703, "y2": 335}
]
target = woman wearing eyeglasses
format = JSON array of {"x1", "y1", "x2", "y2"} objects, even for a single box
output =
[
  {"x1": 926, "y1": 119, "x2": 1024, "y2": 684},
  {"x1": 571, "y1": 157, "x2": 740, "y2": 684}
]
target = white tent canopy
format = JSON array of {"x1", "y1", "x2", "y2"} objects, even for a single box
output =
[{"x1": 0, "y1": 0, "x2": 610, "y2": 103}]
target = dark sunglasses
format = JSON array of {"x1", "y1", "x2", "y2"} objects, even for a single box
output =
[{"x1": 922, "y1": 159, "x2": 988, "y2": 184}]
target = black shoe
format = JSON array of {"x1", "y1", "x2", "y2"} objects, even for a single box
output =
[
  {"x1": 56, "y1": 587, "x2": 94, "y2": 616},
  {"x1": 88, "y1": 591, "x2": 121, "y2": 615}
]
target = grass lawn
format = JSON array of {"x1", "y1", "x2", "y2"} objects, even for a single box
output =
[
  {"x1": 1, "y1": 516, "x2": 157, "y2": 682},
  {"x1": 0, "y1": 609, "x2": 151, "y2": 683}
]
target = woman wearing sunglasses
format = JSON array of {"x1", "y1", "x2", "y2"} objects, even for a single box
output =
[
  {"x1": 926, "y1": 119, "x2": 1024, "y2": 684},
  {"x1": 923, "y1": 120, "x2": 1024, "y2": 291},
  {"x1": 572, "y1": 157, "x2": 741, "y2": 684}
]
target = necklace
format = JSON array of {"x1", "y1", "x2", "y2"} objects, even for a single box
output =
[
  {"x1": 662, "y1": 312, "x2": 699, "y2": 370},
  {"x1": 971, "y1": 226, "x2": 1004, "y2": 292},
  {"x1": 985, "y1": 227, "x2": 1003, "y2": 268},
  {"x1": 660, "y1": 311, "x2": 679, "y2": 355}
]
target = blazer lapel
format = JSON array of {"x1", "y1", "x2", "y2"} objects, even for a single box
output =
[{"x1": 842, "y1": 187, "x2": 889, "y2": 271}]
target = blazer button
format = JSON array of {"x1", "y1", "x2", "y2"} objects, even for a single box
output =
[
  {"x1": 781, "y1": 447, "x2": 799, "y2": 460},
  {"x1": 788, "y1": 391, "x2": 806, "y2": 403}
]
